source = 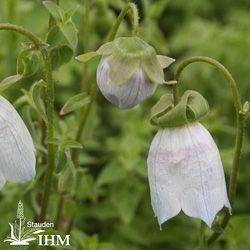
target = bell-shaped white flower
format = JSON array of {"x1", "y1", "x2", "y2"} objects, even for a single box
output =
[
  {"x1": 0, "y1": 96, "x2": 36, "y2": 188},
  {"x1": 147, "y1": 122, "x2": 231, "y2": 228}
]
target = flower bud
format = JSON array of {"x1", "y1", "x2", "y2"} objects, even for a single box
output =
[
  {"x1": 76, "y1": 37, "x2": 175, "y2": 108},
  {"x1": 97, "y1": 57, "x2": 157, "y2": 108},
  {"x1": 0, "y1": 96, "x2": 36, "y2": 188},
  {"x1": 147, "y1": 122, "x2": 231, "y2": 228}
]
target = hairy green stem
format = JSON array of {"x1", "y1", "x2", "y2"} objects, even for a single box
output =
[
  {"x1": 40, "y1": 48, "x2": 55, "y2": 222},
  {"x1": 0, "y1": 23, "x2": 42, "y2": 45},
  {"x1": 107, "y1": 2, "x2": 139, "y2": 41},
  {"x1": 199, "y1": 221, "x2": 208, "y2": 250},
  {"x1": 175, "y1": 56, "x2": 245, "y2": 247},
  {"x1": 54, "y1": 195, "x2": 64, "y2": 229}
]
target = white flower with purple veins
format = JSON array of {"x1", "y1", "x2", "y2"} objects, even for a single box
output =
[
  {"x1": 0, "y1": 96, "x2": 36, "y2": 188},
  {"x1": 147, "y1": 122, "x2": 231, "y2": 228},
  {"x1": 76, "y1": 37, "x2": 175, "y2": 108}
]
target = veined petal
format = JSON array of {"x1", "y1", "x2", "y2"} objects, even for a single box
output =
[
  {"x1": 97, "y1": 57, "x2": 156, "y2": 108},
  {"x1": 147, "y1": 122, "x2": 230, "y2": 228},
  {"x1": 0, "y1": 96, "x2": 36, "y2": 185}
]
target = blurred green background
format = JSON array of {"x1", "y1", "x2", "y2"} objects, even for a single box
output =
[{"x1": 0, "y1": 0, "x2": 250, "y2": 249}]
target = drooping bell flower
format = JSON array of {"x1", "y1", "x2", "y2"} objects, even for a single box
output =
[
  {"x1": 147, "y1": 91, "x2": 231, "y2": 228},
  {"x1": 76, "y1": 37, "x2": 175, "y2": 108},
  {"x1": 0, "y1": 96, "x2": 36, "y2": 188}
]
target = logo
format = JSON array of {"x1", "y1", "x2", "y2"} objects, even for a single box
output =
[{"x1": 4, "y1": 201, "x2": 70, "y2": 246}]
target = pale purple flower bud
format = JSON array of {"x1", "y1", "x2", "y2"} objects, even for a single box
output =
[
  {"x1": 76, "y1": 37, "x2": 175, "y2": 109},
  {"x1": 97, "y1": 57, "x2": 156, "y2": 108},
  {"x1": 147, "y1": 122, "x2": 231, "y2": 228},
  {"x1": 0, "y1": 96, "x2": 36, "y2": 188}
]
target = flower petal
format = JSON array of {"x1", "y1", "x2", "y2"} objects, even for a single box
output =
[
  {"x1": 97, "y1": 57, "x2": 156, "y2": 108},
  {"x1": 147, "y1": 122, "x2": 230, "y2": 228},
  {"x1": 0, "y1": 96, "x2": 36, "y2": 184},
  {"x1": 147, "y1": 128, "x2": 181, "y2": 227},
  {"x1": 0, "y1": 171, "x2": 6, "y2": 189},
  {"x1": 180, "y1": 123, "x2": 231, "y2": 227}
]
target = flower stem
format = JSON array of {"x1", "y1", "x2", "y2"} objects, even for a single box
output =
[
  {"x1": 107, "y1": 2, "x2": 139, "y2": 42},
  {"x1": 0, "y1": 23, "x2": 42, "y2": 45},
  {"x1": 39, "y1": 48, "x2": 55, "y2": 222},
  {"x1": 175, "y1": 56, "x2": 245, "y2": 246},
  {"x1": 199, "y1": 221, "x2": 208, "y2": 250}
]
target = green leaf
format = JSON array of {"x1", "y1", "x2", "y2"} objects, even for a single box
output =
[
  {"x1": 58, "y1": 21, "x2": 78, "y2": 49},
  {"x1": 110, "y1": 178, "x2": 145, "y2": 224},
  {"x1": 63, "y1": 6, "x2": 78, "y2": 23},
  {"x1": 58, "y1": 150, "x2": 76, "y2": 195},
  {"x1": 72, "y1": 231, "x2": 98, "y2": 250},
  {"x1": 50, "y1": 45, "x2": 74, "y2": 69},
  {"x1": 17, "y1": 49, "x2": 40, "y2": 77},
  {"x1": 46, "y1": 25, "x2": 66, "y2": 47},
  {"x1": 55, "y1": 150, "x2": 67, "y2": 174},
  {"x1": 60, "y1": 92, "x2": 91, "y2": 115},
  {"x1": 98, "y1": 243, "x2": 116, "y2": 250},
  {"x1": 0, "y1": 74, "x2": 22, "y2": 93},
  {"x1": 43, "y1": 1, "x2": 64, "y2": 22},
  {"x1": 31, "y1": 80, "x2": 48, "y2": 124},
  {"x1": 97, "y1": 164, "x2": 127, "y2": 186},
  {"x1": 60, "y1": 139, "x2": 83, "y2": 150}
]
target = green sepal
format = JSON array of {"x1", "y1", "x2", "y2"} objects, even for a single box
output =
[
  {"x1": 75, "y1": 41, "x2": 115, "y2": 63},
  {"x1": 107, "y1": 49, "x2": 139, "y2": 85},
  {"x1": 156, "y1": 55, "x2": 175, "y2": 69},
  {"x1": 150, "y1": 90, "x2": 210, "y2": 128},
  {"x1": 150, "y1": 93, "x2": 174, "y2": 125}
]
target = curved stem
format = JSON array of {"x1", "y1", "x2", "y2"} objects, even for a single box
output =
[
  {"x1": 175, "y1": 56, "x2": 245, "y2": 246},
  {"x1": 175, "y1": 56, "x2": 242, "y2": 111},
  {"x1": 0, "y1": 23, "x2": 42, "y2": 45},
  {"x1": 107, "y1": 3, "x2": 139, "y2": 42},
  {"x1": 40, "y1": 48, "x2": 55, "y2": 222}
]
